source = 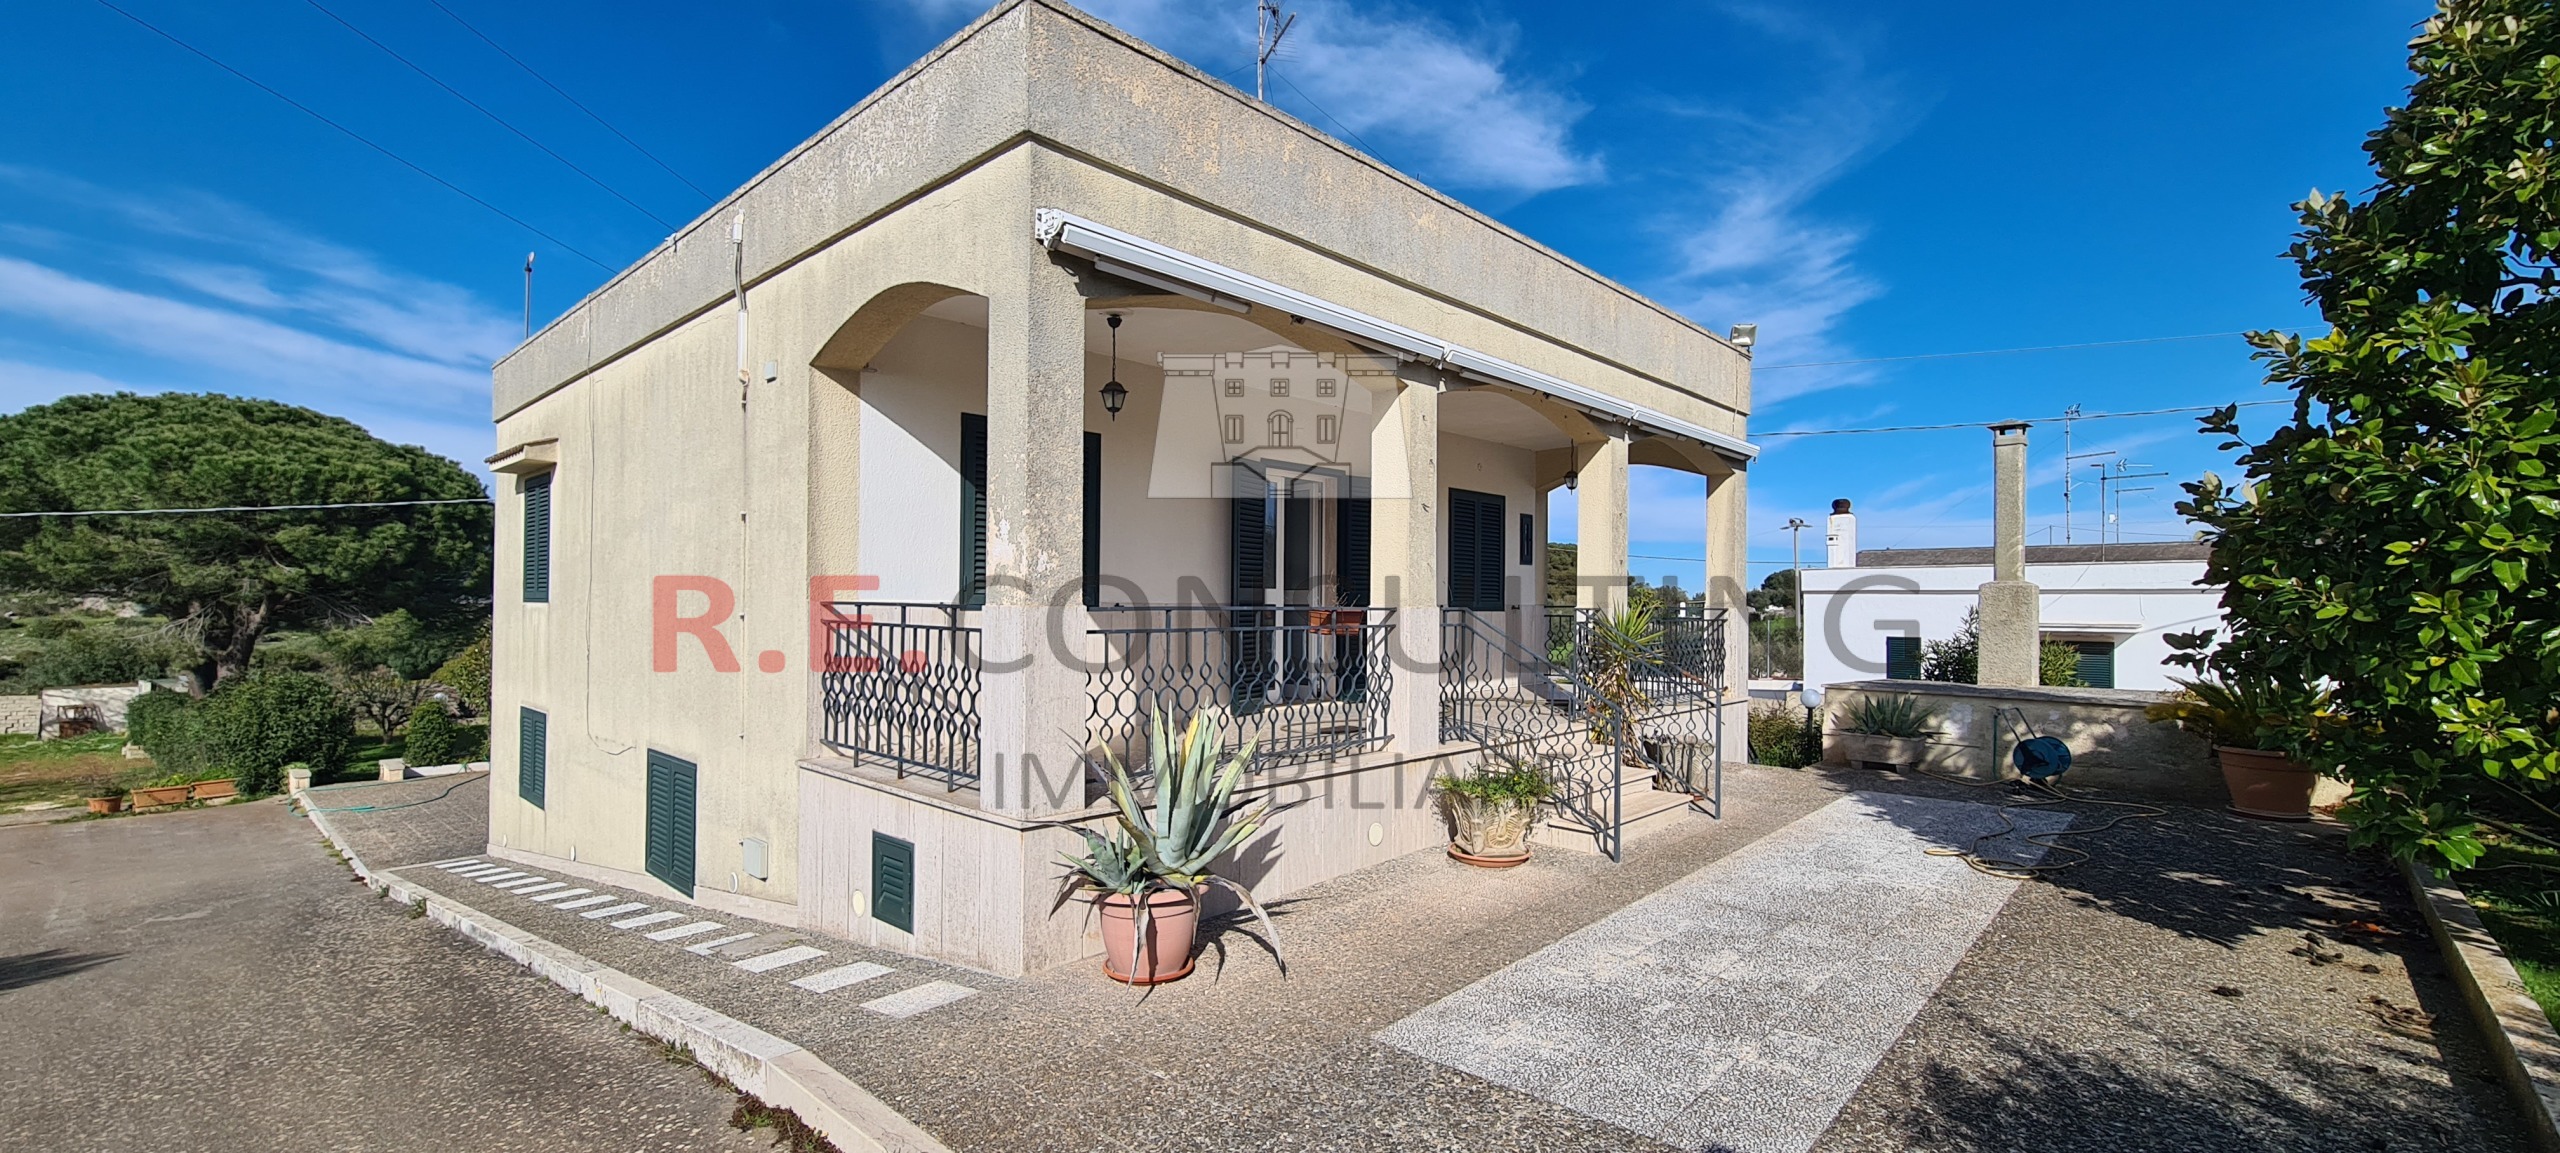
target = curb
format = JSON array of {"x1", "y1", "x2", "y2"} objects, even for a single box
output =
[
  {"x1": 299, "y1": 799, "x2": 951, "y2": 1153},
  {"x1": 2403, "y1": 857, "x2": 2560, "y2": 1150}
]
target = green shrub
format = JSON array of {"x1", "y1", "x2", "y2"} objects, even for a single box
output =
[
  {"x1": 1835, "y1": 694, "x2": 1940, "y2": 738},
  {"x1": 1748, "y1": 706, "x2": 1815, "y2": 768},
  {"x1": 191, "y1": 672, "x2": 354, "y2": 793},
  {"x1": 1921, "y1": 609, "x2": 1980, "y2": 684},
  {"x1": 15, "y1": 626, "x2": 173, "y2": 689},
  {"x1": 124, "y1": 689, "x2": 192, "y2": 758},
  {"x1": 2039, "y1": 641, "x2": 2087, "y2": 688},
  {"x1": 405, "y1": 701, "x2": 461, "y2": 767},
  {"x1": 431, "y1": 634, "x2": 491, "y2": 719}
]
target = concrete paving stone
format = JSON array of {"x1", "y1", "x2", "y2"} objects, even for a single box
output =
[
  {"x1": 582, "y1": 902, "x2": 650, "y2": 920},
  {"x1": 645, "y1": 921, "x2": 727, "y2": 942},
  {"x1": 491, "y1": 876, "x2": 555, "y2": 891},
  {"x1": 792, "y1": 962, "x2": 894, "y2": 993},
  {"x1": 735, "y1": 945, "x2": 827, "y2": 973},
  {"x1": 528, "y1": 887, "x2": 595, "y2": 903},
  {"x1": 610, "y1": 911, "x2": 687, "y2": 930},
  {"x1": 860, "y1": 980, "x2": 976, "y2": 1018},
  {"x1": 686, "y1": 931, "x2": 760, "y2": 955},
  {"x1": 508, "y1": 881, "x2": 569, "y2": 897},
  {"x1": 469, "y1": 870, "x2": 531, "y2": 884}
]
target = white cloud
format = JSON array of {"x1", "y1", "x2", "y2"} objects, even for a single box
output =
[
  {"x1": 900, "y1": 0, "x2": 1601, "y2": 195},
  {"x1": 0, "y1": 256, "x2": 488, "y2": 402}
]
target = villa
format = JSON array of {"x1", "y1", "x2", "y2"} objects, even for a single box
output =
[{"x1": 483, "y1": 0, "x2": 1755, "y2": 976}]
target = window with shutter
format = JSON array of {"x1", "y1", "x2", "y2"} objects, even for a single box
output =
[
  {"x1": 518, "y1": 707, "x2": 547, "y2": 808},
  {"x1": 644, "y1": 750, "x2": 697, "y2": 895},
  {"x1": 2071, "y1": 640, "x2": 2117, "y2": 689},
  {"x1": 1083, "y1": 431, "x2": 1101, "y2": 608},
  {"x1": 522, "y1": 471, "x2": 552, "y2": 604},
  {"x1": 1228, "y1": 465, "x2": 1272, "y2": 713},
  {"x1": 1448, "y1": 488, "x2": 1506, "y2": 612},
  {"x1": 1885, "y1": 636, "x2": 1923, "y2": 680},
  {"x1": 959, "y1": 413, "x2": 987, "y2": 607}
]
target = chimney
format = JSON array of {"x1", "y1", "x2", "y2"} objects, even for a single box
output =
[
  {"x1": 1825, "y1": 499, "x2": 1857, "y2": 568},
  {"x1": 1977, "y1": 422, "x2": 2041, "y2": 686}
]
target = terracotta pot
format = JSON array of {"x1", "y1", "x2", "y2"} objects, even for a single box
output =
[
  {"x1": 189, "y1": 778, "x2": 239, "y2": 802},
  {"x1": 86, "y1": 795, "x2": 125, "y2": 815},
  {"x1": 2217, "y1": 746, "x2": 2316, "y2": 821},
  {"x1": 129, "y1": 784, "x2": 191, "y2": 809},
  {"x1": 1095, "y1": 888, "x2": 1201, "y2": 986},
  {"x1": 1448, "y1": 845, "x2": 1532, "y2": 868},
  {"x1": 1838, "y1": 732, "x2": 1931, "y2": 771}
]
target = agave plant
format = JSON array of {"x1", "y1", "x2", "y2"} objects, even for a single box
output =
[
  {"x1": 1834, "y1": 694, "x2": 1939, "y2": 738},
  {"x1": 1059, "y1": 711, "x2": 1281, "y2": 979}
]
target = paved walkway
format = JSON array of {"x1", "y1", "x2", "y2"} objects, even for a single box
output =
[
  {"x1": 0, "y1": 794, "x2": 768, "y2": 1153},
  {"x1": 321, "y1": 766, "x2": 2532, "y2": 1152}
]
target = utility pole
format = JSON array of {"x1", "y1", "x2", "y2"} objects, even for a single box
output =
[
  {"x1": 1785, "y1": 516, "x2": 1809, "y2": 646},
  {"x1": 2060, "y1": 404, "x2": 2080, "y2": 543},
  {"x1": 1256, "y1": 1, "x2": 1295, "y2": 101}
]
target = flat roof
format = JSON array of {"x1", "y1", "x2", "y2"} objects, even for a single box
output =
[{"x1": 1853, "y1": 542, "x2": 2211, "y2": 568}]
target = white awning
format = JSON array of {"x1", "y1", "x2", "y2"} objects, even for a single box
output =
[{"x1": 1034, "y1": 209, "x2": 1756, "y2": 463}]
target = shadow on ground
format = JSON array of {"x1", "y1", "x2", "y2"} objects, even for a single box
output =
[{"x1": 0, "y1": 948, "x2": 118, "y2": 993}]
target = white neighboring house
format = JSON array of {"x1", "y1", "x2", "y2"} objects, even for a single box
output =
[{"x1": 1798, "y1": 536, "x2": 2223, "y2": 692}]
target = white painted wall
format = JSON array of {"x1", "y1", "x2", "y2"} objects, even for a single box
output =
[{"x1": 1798, "y1": 560, "x2": 2221, "y2": 691}]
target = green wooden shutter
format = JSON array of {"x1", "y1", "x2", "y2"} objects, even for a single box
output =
[
  {"x1": 1448, "y1": 489, "x2": 1506, "y2": 612},
  {"x1": 1885, "y1": 636, "x2": 1923, "y2": 680},
  {"x1": 644, "y1": 750, "x2": 697, "y2": 895},
  {"x1": 1518, "y1": 512, "x2": 1535, "y2": 567},
  {"x1": 2073, "y1": 641, "x2": 2117, "y2": 689},
  {"x1": 871, "y1": 832, "x2": 915, "y2": 933},
  {"x1": 518, "y1": 707, "x2": 547, "y2": 809},
  {"x1": 1083, "y1": 431, "x2": 1102, "y2": 608},
  {"x1": 522, "y1": 471, "x2": 552, "y2": 603},
  {"x1": 959, "y1": 413, "x2": 988, "y2": 608},
  {"x1": 1228, "y1": 465, "x2": 1271, "y2": 713},
  {"x1": 1337, "y1": 496, "x2": 1371, "y2": 607}
]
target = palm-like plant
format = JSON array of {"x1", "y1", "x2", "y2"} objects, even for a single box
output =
[
  {"x1": 2146, "y1": 676, "x2": 2326, "y2": 751},
  {"x1": 1059, "y1": 711, "x2": 1281, "y2": 979},
  {"x1": 1579, "y1": 603, "x2": 1662, "y2": 749}
]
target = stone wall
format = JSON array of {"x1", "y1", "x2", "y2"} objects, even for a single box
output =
[
  {"x1": 36, "y1": 682, "x2": 156, "y2": 736},
  {"x1": 0, "y1": 696, "x2": 36, "y2": 736},
  {"x1": 1819, "y1": 680, "x2": 2221, "y2": 807}
]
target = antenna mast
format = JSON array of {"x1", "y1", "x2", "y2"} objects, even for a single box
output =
[
  {"x1": 521, "y1": 252, "x2": 535, "y2": 339},
  {"x1": 1256, "y1": 1, "x2": 1295, "y2": 101}
]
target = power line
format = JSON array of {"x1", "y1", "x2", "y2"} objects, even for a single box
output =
[
  {"x1": 1757, "y1": 400, "x2": 2288, "y2": 439},
  {"x1": 419, "y1": 0, "x2": 714, "y2": 202},
  {"x1": 88, "y1": 0, "x2": 612, "y2": 271},
  {"x1": 1270, "y1": 67, "x2": 1381, "y2": 158},
  {"x1": 0, "y1": 498, "x2": 492, "y2": 520},
  {"x1": 1756, "y1": 331, "x2": 2259, "y2": 371},
  {"x1": 301, "y1": 0, "x2": 674, "y2": 229}
]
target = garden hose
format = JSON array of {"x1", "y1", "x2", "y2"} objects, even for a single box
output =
[
  {"x1": 299, "y1": 773, "x2": 481, "y2": 814},
  {"x1": 1913, "y1": 770, "x2": 2166, "y2": 880}
]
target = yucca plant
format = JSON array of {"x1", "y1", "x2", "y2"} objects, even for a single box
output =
[
  {"x1": 1059, "y1": 711, "x2": 1281, "y2": 980},
  {"x1": 2145, "y1": 676, "x2": 2326, "y2": 751},
  {"x1": 1834, "y1": 694, "x2": 1939, "y2": 738},
  {"x1": 1579, "y1": 603, "x2": 1661, "y2": 750}
]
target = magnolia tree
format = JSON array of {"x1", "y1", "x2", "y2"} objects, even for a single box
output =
[{"x1": 2179, "y1": 1, "x2": 2560, "y2": 867}]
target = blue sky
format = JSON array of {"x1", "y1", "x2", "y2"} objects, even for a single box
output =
[{"x1": 1, "y1": 0, "x2": 2426, "y2": 585}]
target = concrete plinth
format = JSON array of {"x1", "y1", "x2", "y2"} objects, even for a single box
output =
[{"x1": 1976, "y1": 580, "x2": 2041, "y2": 687}]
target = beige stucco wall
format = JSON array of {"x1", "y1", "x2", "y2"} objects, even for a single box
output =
[
  {"x1": 1819, "y1": 681, "x2": 2221, "y2": 807},
  {"x1": 485, "y1": 1, "x2": 1753, "y2": 970}
]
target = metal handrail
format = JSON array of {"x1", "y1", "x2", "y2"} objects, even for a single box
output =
[
  {"x1": 1442, "y1": 608, "x2": 1632, "y2": 860},
  {"x1": 1087, "y1": 604, "x2": 1396, "y2": 774},
  {"x1": 816, "y1": 601, "x2": 982, "y2": 791}
]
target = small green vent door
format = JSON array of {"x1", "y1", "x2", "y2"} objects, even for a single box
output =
[
  {"x1": 644, "y1": 751, "x2": 697, "y2": 896},
  {"x1": 872, "y1": 832, "x2": 915, "y2": 933},
  {"x1": 518, "y1": 707, "x2": 547, "y2": 808}
]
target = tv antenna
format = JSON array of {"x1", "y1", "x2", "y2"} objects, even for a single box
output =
[{"x1": 1256, "y1": 1, "x2": 1296, "y2": 101}]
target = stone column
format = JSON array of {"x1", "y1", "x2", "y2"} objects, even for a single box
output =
[
  {"x1": 1574, "y1": 429, "x2": 1630, "y2": 615},
  {"x1": 977, "y1": 250, "x2": 1092, "y2": 818},
  {"x1": 1977, "y1": 421, "x2": 2040, "y2": 687},
  {"x1": 1705, "y1": 465, "x2": 1752, "y2": 750},
  {"x1": 1369, "y1": 367, "x2": 1441, "y2": 754}
]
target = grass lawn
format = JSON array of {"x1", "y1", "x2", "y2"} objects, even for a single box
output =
[
  {"x1": 2455, "y1": 833, "x2": 2560, "y2": 1029},
  {"x1": 0, "y1": 732, "x2": 153, "y2": 812},
  {"x1": 322, "y1": 735, "x2": 408, "y2": 787}
]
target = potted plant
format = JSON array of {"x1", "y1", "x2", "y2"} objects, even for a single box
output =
[
  {"x1": 190, "y1": 771, "x2": 241, "y2": 802},
  {"x1": 1832, "y1": 694, "x2": 1940, "y2": 770},
  {"x1": 1437, "y1": 757, "x2": 1554, "y2": 867},
  {"x1": 82, "y1": 776, "x2": 126, "y2": 815},
  {"x1": 2146, "y1": 676, "x2": 2325, "y2": 820},
  {"x1": 1579, "y1": 603, "x2": 1661, "y2": 756},
  {"x1": 1058, "y1": 712, "x2": 1281, "y2": 986},
  {"x1": 129, "y1": 771, "x2": 195, "y2": 809}
]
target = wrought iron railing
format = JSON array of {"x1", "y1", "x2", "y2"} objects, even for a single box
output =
[
  {"x1": 817, "y1": 602, "x2": 982, "y2": 791},
  {"x1": 1087, "y1": 605, "x2": 1395, "y2": 774}
]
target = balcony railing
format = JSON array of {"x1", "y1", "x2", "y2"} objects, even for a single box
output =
[
  {"x1": 1088, "y1": 605, "x2": 1396, "y2": 774},
  {"x1": 817, "y1": 602, "x2": 982, "y2": 791}
]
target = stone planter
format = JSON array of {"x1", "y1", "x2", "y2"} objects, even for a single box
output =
[
  {"x1": 1837, "y1": 732, "x2": 1931, "y2": 771},
  {"x1": 1444, "y1": 794, "x2": 1539, "y2": 867},
  {"x1": 2216, "y1": 745, "x2": 2316, "y2": 821}
]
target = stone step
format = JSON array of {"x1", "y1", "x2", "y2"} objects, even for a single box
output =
[{"x1": 1536, "y1": 787, "x2": 1699, "y2": 855}]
